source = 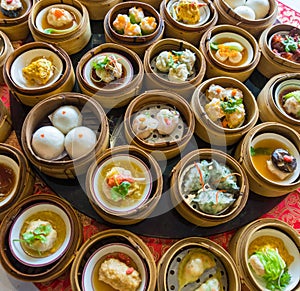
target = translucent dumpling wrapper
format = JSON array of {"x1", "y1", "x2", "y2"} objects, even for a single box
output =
[
  {"x1": 195, "y1": 277, "x2": 221, "y2": 291},
  {"x1": 156, "y1": 108, "x2": 180, "y2": 135},
  {"x1": 178, "y1": 249, "x2": 216, "y2": 290},
  {"x1": 132, "y1": 113, "x2": 159, "y2": 139},
  {"x1": 193, "y1": 190, "x2": 236, "y2": 215}
]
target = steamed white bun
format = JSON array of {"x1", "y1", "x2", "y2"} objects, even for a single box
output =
[
  {"x1": 223, "y1": 0, "x2": 246, "y2": 9},
  {"x1": 64, "y1": 126, "x2": 97, "y2": 159},
  {"x1": 32, "y1": 126, "x2": 65, "y2": 160},
  {"x1": 234, "y1": 5, "x2": 256, "y2": 20},
  {"x1": 245, "y1": 0, "x2": 270, "y2": 19},
  {"x1": 50, "y1": 105, "x2": 82, "y2": 134}
]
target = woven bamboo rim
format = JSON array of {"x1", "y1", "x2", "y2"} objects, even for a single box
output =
[
  {"x1": 199, "y1": 24, "x2": 261, "y2": 82},
  {"x1": 0, "y1": 100, "x2": 12, "y2": 143},
  {"x1": 124, "y1": 90, "x2": 195, "y2": 161},
  {"x1": 257, "y1": 73, "x2": 300, "y2": 133},
  {"x1": 157, "y1": 237, "x2": 241, "y2": 291},
  {"x1": 21, "y1": 93, "x2": 109, "y2": 179},
  {"x1": 78, "y1": 0, "x2": 122, "y2": 20},
  {"x1": 86, "y1": 145, "x2": 163, "y2": 225},
  {"x1": 3, "y1": 42, "x2": 75, "y2": 107},
  {"x1": 257, "y1": 24, "x2": 300, "y2": 78},
  {"x1": 160, "y1": 0, "x2": 218, "y2": 44},
  {"x1": 214, "y1": 0, "x2": 278, "y2": 39},
  {"x1": 28, "y1": 0, "x2": 91, "y2": 55},
  {"x1": 77, "y1": 43, "x2": 144, "y2": 109},
  {"x1": 139, "y1": 0, "x2": 162, "y2": 10},
  {"x1": 191, "y1": 76, "x2": 259, "y2": 146},
  {"x1": 234, "y1": 122, "x2": 300, "y2": 197},
  {"x1": 170, "y1": 148, "x2": 249, "y2": 227},
  {"x1": 0, "y1": 0, "x2": 35, "y2": 41},
  {"x1": 0, "y1": 143, "x2": 35, "y2": 221},
  {"x1": 70, "y1": 229, "x2": 157, "y2": 291},
  {"x1": 144, "y1": 38, "x2": 206, "y2": 100},
  {"x1": 0, "y1": 194, "x2": 82, "y2": 282},
  {"x1": 228, "y1": 218, "x2": 300, "y2": 290},
  {"x1": 0, "y1": 31, "x2": 14, "y2": 85}
]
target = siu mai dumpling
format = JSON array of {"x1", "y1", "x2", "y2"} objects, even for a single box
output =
[
  {"x1": 132, "y1": 113, "x2": 159, "y2": 139},
  {"x1": 179, "y1": 49, "x2": 196, "y2": 73},
  {"x1": 128, "y1": 6, "x2": 144, "y2": 24},
  {"x1": 168, "y1": 63, "x2": 189, "y2": 82},
  {"x1": 206, "y1": 84, "x2": 225, "y2": 100},
  {"x1": 140, "y1": 16, "x2": 157, "y2": 35},
  {"x1": 124, "y1": 22, "x2": 141, "y2": 36},
  {"x1": 178, "y1": 249, "x2": 216, "y2": 290},
  {"x1": 32, "y1": 126, "x2": 65, "y2": 160},
  {"x1": 156, "y1": 109, "x2": 180, "y2": 135},
  {"x1": 113, "y1": 14, "x2": 130, "y2": 34},
  {"x1": 22, "y1": 219, "x2": 57, "y2": 252},
  {"x1": 50, "y1": 105, "x2": 83, "y2": 134},
  {"x1": 64, "y1": 126, "x2": 96, "y2": 159},
  {"x1": 195, "y1": 277, "x2": 221, "y2": 291},
  {"x1": 205, "y1": 98, "x2": 225, "y2": 122},
  {"x1": 47, "y1": 7, "x2": 74, "y2": 27},
  {"x1": 156, "y1": 51, "x2": 172, "y2": 73}
]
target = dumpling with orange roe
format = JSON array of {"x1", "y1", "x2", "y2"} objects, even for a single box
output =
[
  {"x1": 113, "y1": 14, "x2": 130, "y2": 34},
  {"x1": 124, "y1": 22, "x2": 141, "y2": 36}
]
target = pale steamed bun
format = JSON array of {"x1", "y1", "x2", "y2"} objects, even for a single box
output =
[
  {"x1": 245, "y1": 0, "x2": 270, "y2": 19},
  {"x1": 64, "y1": 126, "x2": 96, "y2": 159},
  {"x1": 32, "y1": 126, "x2": 65, "y2": 160},
  {"x1": 234, "y1": 5, "x2": 256, "y2": 20},
  {"x1": 223, "y1": 0, "x2": 246, "y2": 9},
  {"x1": 50, "y1": 105, "x2": 82, "y2": 134}
]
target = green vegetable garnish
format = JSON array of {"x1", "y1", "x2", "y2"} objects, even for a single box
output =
[
  {"x1": 283, "y1": 90, "x2": 300, "y2": 102},
  {"x1": 282, "y1": 36, "x2": 299, "y2": 53},
  {"x1": 43, "y1": 22, "x2": 78, "y2": 34},
  {"x1": 220, "y1": 97, "x2": 243, "y2": 114},
  {"x1": 250, "y1": 248, "x2": 291, "y2": 291},
  {"x1": 172, "y1": 50, "x2": 183, "y2": 56},
  {"x1": 210, "y1": 41, "x2": 244, "y2": 52},
  {"x1": 92, "y1": 56, "x2": 111, "y2": 70},
  {"x1": 250, "y1": 146, "x2": 274, "y2": 156},
  {"x1": 111, "y1": 181, "x2": 131, "y2": 201}
]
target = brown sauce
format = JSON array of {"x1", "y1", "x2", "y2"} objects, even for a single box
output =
[
  {"x1": 0, "y1": 0, "x2": 28, "y2": 19},
  {"x1": 0, "y1": 162, "x2": 16, "y2": 201}
]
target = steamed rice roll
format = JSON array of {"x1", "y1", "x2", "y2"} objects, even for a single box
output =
[
  {"x1": 113, "y1": 14, "x2": 130, "y2": 34},
  {"x1": 140, "y1": 16, "x2": 157, "y2": 35},
  {"x1": 47, "y1": 7, "x2": 74, "y2": 28},
  {"x1": 0, "y1": 0, "x2": 23, "y2": 18},
  {"x1": 124, "y1": 22, "x2": 142, "y2": 36},
  {"x1": 128, "y1": 6, "x2": 144, "y2": 24}
]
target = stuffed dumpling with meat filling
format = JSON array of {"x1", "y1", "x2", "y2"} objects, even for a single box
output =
[
  {"x1": 156, "y1": 109, "x2": 180, "y2": 135},
  {"x1": 132, "y1": 113, "x2": 159, "y2": 139},
  {"x1": 46, "y1": 7, "x2": 74, "y2": 27},
  {"x1": 113, "y1": 14, "x2": 130, "y2": 34},
  {"x1": 156, "y1": 51, "x2": 172, "y2": 73},
  {"x1": 195, "y1": 277, "x2": 221, "y2": 291},
  {"x1": 179, "y1": 49, "x2": 196, "y2": 73},
  {"x1": 128, "y1": 6, "x2": 144, "y2": 24},
  {"x1": 168, "y1": 63, "x2": 190, "y2": 82},
  {"x1": 140, "y1": 16, "x2": 157, "y2": 34}
]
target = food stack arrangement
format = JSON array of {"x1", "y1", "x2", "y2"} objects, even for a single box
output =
[{"x1": 0, "y1": 0, "x2": 299, "y2": 290}]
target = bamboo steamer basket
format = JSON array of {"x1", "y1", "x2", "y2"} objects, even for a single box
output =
[
  {"x1": 130, "y1": 0, "x2": 162, "y2": 10},
  {"x1": 157, "y1": 237, "x2": 241, "y2": 290},
  {"x1": 104, "y1": 1, "x2": 165, "y2": 58},
  {"x1": 214, "y1": 0, "x2": 278, "y2": 39},
  {"x1": 28, "y1": 0, "x2": 91, "y2": 55},
  {"x1": 257, "y1": 73, "x2": 300, "y2": 133},
  {"x1": 199, "y1": 24, "x2": 261, "y2": 82},
  {"x1": 228, "y1": 218, "x2": 300, "y2": 290},
  {"x1": 0, "y1": 194, "x2": 82, "y2": 283},
  {"x1": 86, "y1": 145, "x2": 163, "y2": 225},
  {"x1": 70, "y1": 229, "x2": 157, "y2": 291},
  {"x1": 76, "y1": 43, "x2": 144, "y2": 109},
  {"x1": 3, "y1": 42, "x2": 75, "y2": 107},
  {"x1": 0, "y1": 31, "x2": 14, "y2": 85},
  {"x1": 191, "y1": 76, "x2": 259, "y2": 146},
  {"x1": 124, "y1": 90, "x2": 195, "y2": 161},
  {"x1": 0, "y1": 143, "x2": 35, "y2": 221},
  {"x1": 0, "y1": 99, "x2": 12, "y2": 143},
  {"x1": 21, "y1": 92, "x2": 109, "y2": 179},
  {"x1": 257, "y1": 24, "x2": 300, "y2": 78},
  {"x1": 143, "y1": 38, "x2": 206, "y2": 100},
  {"x1": 170, "y1": 148, "x2": 249, "y2": 227},
  {"x1": 0, "y1": 0, "x2": 35, "y2": 41},
  {"x1": 78, "y1": 0, "x2": 122, "y2": 20},
  {"x1": 234, "y1": 122, "x2": 300, "y2": 197},
  {"x1": 160, "y1": 0, "x2": 218, "y2": 47}
]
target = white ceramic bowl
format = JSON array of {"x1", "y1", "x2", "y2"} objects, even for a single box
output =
[
  {"x1": 251, "y1": 133, "x2": 300, "y2": 185},
  {"x1": 83, "y1": 52, "x2": 134, "y2": 91},
  {"x1": 167, "y1": 0, "x2": 211, "y2": 27},
  {"x1": 35, "y1": 4, "x2": 82, "y2": 35},
  {"x1": 274, "y1": 79, "x2": 300, "y2": 121},
  {"x1": 209, "y1": 32, "x2": 254, "y2": 68},
  {"x1": 0, "y1": 155, "x2": 19, "y2": 207},
  {"x1": 10, "y1": 48, "x2": 63, "y2": 90},
  {"x1": 247, "y1": 228, "x2": 300, "y2": 291},
  {"x1": 92, "y1": 154, "x2": 152, "y2": 214},
  {"x1": 82, "y1": 243, "x2": 148, "y2": 291},
  {"x1": 9, "y1": 203, "x2": 72, "y2": 267}
]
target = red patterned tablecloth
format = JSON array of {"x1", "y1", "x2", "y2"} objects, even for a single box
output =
[{"x1": 1, "y1": 1, "x2": 300, "y2": 290}]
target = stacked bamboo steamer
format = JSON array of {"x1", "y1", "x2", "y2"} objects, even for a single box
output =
[
  {"x1": 0, "y1": 31, "x2": 14, "y2": 85},
  {"x1": 28, "y1": 0, "x2": 91, "y2": 55},
  {"x1": 160, "y1": 0, "x2": 218, "y2": 47},
  {"x1": 228, "y1": 218, "x2": 300, "y2": 290},
  {"x1": 0, "y1": 194, "x2": 82, "y2": 283},
  {"x1": 257, "y1": 73, "x2": 300, "y2": 133},
  {"x1": 0, "y1": 99, "x2": 12, "y2": 143},
  {"x1": 137, "y1": 0, "x2": 162, "y2": 10}
]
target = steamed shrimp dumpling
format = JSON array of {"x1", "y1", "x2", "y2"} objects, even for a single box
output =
[
  {"x1": 195, "y1": 278, "x2": 221, "y2": 291},
  {"x1": 124, "y1": 22, "x2": 141, "y2": 36},
  {"x1": 140, "y1": 16, "x2": 157, "y2": 34},
  {"x1": 168, "y1": 63, "x2": 189, "y2": 82},
  {"x1": 113, "y1": 14, "x2": 130, "y2": 33},
  {"x1": 128, "y1": 6, "x2": 144, "y2": 24},
  {"x1": 156, "y1": 109, "x2": 180, "y2": 135},
  {"x1": 132, "y1": 113, "x2": 159, "y2": 139}
]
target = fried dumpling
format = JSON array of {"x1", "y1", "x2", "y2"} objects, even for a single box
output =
[
  {"x1": 156, "y1": 109, "x2": 180, "y2": 135},
  {"x1": 178, "y1": 249, "x2": 216, "y2": 290},
  {"x1": 132, "y1": 113, "x2": 159, "y2": 139}
]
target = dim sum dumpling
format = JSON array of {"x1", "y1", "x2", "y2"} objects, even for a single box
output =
[
  {"x1": 156, "y1": 51, "x2": 172, "y2": 73},
  {"x1": 206, "y1": 84, "x2": 226, "y2": 100},
  {"x1": 50, "y1": 105, "x2": 83, "y2": 134},
  {"x1": 178, "y1": 249, "x2": 216, "y2": 290},
  {"x1": 140, "y1": 16, "x2": 157, "y2": 35},
  {"x1": 64, "y1": 126, "x2": 97, "y2": 159},
  {"x1": 32, "y1": 126, "x2": 65, "y2": 160},
  {"x1": 128, "y1": 6, "x2": 144, "y2": 24},
  {"x1": 195, "y1": 278, "x2": 221, "y2": 291},
  {"x1": 124, "y1": 22, "x2": 142, "y2": 36},
  {"x1": 156, "y1": 109, "x2": 180, "y2": 135},
  {"x1": 22, "y1": 219, "x2": 57, "y2": 252},
  {"x1": 47, "y1": 7, "x2": 74, "y2": 27},
  {"x1": 179, "y1": 49, "x2": 196, "y2": 73},
  {"x1": 168, "y1": 63, "x2": 189, "y2": 82},
  {"x1": 205, "y1": 98, "x2": 225, "y2": 121},
  {"x1": 113, "y1": 14, "x2": 130, "y2": 33},
  {"x1": 132, "y1": 113, "x2": 159, "y2": 139}
]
